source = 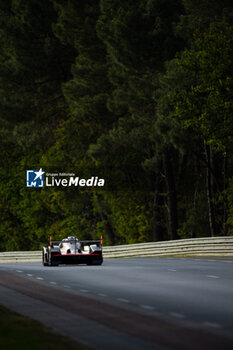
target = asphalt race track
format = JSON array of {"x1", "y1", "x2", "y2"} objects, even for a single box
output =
[{"x1": 0, "y1": 257, "x2": 233, "y2": 350}]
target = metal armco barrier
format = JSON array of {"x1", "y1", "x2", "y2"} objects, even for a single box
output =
[{"x1": 0, "y1": 236, "x2": 233, "y2": 263}]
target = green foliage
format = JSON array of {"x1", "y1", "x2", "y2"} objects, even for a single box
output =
[
  {"x1": 178, "y1": 192, "x2": 209, "y2": 239},
  {"x1": 99, "y1": 192, "x2": 151, "y2": 244},
  {"x1": 172, "y1": 24, "x2": 233, "y2": 151}
]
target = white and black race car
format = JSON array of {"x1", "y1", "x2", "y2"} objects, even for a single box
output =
[{"x1": 42, "y1": 236, "x2": 103, "y2": 266}]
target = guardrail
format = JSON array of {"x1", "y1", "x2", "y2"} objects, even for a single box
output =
[{"x1": 0, "y1": 236, "x2": 233, "y2": 263}]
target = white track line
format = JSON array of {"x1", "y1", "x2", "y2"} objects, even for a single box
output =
[
  {"x1": 79, "y1": 289, "x2": 89, "y2": 293},
  {"x1": 63, "y1": 285, "x2": 71, "y2": 289},
  {"x1": 140, "y1": 304, "x2": 155, "y2": 311},
  {"x1": 207, "y1": 275, "x2": 219, "y2": 279},
  {"x1": 117, "y1": 298, "x2": 129, "y2": 303},
  {"x1": 36, "y1": 277, "x2": 44, "y2": 280},
  {"x1": 168, "y1": 269, "x2": 176, "y2": 272},
  {"x1": 170, "y1": 312, "x2": 185, "y2": 319},
  {"x1": 49, "y1": 281, "x2": 57, "y2": 285},
  {"x1": 27, "y1": 274, "x2": 33, "y2": 277},
  {"x1": 203, "y1": 322, "x2": 222, "y2": 329},
  {"x1": 97, "y1": 293, "x2": 107, "y2": 297}
]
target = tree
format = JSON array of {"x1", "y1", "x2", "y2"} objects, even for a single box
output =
[
  {"x1": 164, "y1": 22, "x2": 233, "y2": 235},
  {"x1": 46, "y1": 0, "x2": 117, "y2": 243},
  {"x1": 0, "y1": 0, "x2": 73, "y2": 249},
  {"x1": 90, "y1": 0, "x2": 185, "y2": 241}
]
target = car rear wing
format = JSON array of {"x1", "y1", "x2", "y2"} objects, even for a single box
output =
[{"x1": 49, "y1": 236, "x2": 103, "y2": 246}]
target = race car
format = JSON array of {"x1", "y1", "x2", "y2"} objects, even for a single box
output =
[{"x1": 42, "y1": 236, "x2": 103, "y2": 266}]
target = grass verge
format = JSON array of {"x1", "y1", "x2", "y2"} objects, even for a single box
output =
[{"x1": 0, "y1": 305, "x2": 91, "y2": 350}]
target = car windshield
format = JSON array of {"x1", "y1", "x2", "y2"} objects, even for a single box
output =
[{"x1": 62, "y1": 237, "x2": 79, "y2": 243}]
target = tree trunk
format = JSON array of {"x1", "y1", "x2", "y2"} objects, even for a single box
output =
[
  {"x1": 205, "y1": 144, "x2": 217, "y2": 237},
  {"x1": 163, "y1": 151, "x2": 179, "y2": 240},
  {"x1": 96, "y1": 195, "x2": 115, "y2": 245},
  {"x1": 152, "y1": 160, "x2": 164, "y2": 241},
  {"x1": 222, "y1": 152, "x2": 228, "y2": 235},
  {"x1": 99, "y1": 211, "x2": 115, "y2": 245}
]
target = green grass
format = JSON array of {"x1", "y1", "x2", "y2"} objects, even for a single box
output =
[{"x1": 0, "y1": 305, "x2": 91, "y2": 350}]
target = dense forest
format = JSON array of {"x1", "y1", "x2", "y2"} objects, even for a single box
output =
[{"x1": 1, "y1": 0, "x2": 233, "y2": 250}]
